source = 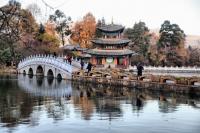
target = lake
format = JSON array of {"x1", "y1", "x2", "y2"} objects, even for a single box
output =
[{"x1": 0, "y1": 75, "x2": 200, "y2": 133}]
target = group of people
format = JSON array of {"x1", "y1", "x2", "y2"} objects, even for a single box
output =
[
  {"x1": 63, "y1": 54, "x2": 92, "y2": 73},
  {"x1": 52, "y1": 52, "x2": 72, "y2": 65},
  {"x1": 64, "y1": 55, "x2": 72, "y2": 65}
]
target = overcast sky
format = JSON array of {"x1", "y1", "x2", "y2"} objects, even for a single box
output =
[{"x1": 1, "y1": 0, "x2": 200, "y2": 35}]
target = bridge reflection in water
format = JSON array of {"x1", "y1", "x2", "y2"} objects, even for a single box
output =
[
  {"x1": 18, "y1": 75, "x2": 72, "y2": 98},
  {"x1": 0, "y1": 75, "x2": 200, "y2": 133}
]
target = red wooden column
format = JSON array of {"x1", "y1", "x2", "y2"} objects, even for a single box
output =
[
  {"x1": 126, "y1": 56, "x2": 129, "y2": 66},
  {"x1": 102, "y1": 57, "x2": 106, "y2": 65},
  {"x1": 91, "y1": 57, "x2": 97, "y2": 65},
  {"x1": 114, "y1": 57, "x2": 118, "y2": 65}
]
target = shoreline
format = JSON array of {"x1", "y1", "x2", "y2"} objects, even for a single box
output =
[
  {"x1": 72, "y1": 69, "x2": 200, "y2": 90},
  {"x1": 72, "y1": 80, "x2": 200, "y2": 97},
  {"x1": 2, "y1": 66, "x2": 200, "y2": 94},
  {"x1": 0, "y1": 66, "x2": 17, "y2": 74}
]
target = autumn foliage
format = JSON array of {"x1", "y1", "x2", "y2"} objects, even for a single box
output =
[{"x1": 71, "y1": 13, "x2": 96, "y2": 48}]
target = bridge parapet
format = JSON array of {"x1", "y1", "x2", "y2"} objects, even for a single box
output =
[{"x1": 18, "y1": 54, "x2": 73, "y2": 73}]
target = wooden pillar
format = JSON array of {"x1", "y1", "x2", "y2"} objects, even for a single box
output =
[
  {"x1": 94, "y1": 57, "x2": 97, "y2": 65},
  {"x1": 123, "y1": 57, "x2": 126, "y2": 66},
  {"x1": 91, "y1": 56, "x2": 97, "y2": 65},
  {"x1": 102, "y1": 57, "x2": 106, "y2": 65},
  {"x1": 127, "y1": 57, "x2": 129, "y2": 66},
  {"x1": 114, "y1": 57, "x2": 118, "y2": 65}
]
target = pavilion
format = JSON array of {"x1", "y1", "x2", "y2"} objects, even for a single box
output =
[{"x1": 87, "y1": 23, "x2": 136, "y2": 68}]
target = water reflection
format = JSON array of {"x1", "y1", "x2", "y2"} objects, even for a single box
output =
[
  {"x1": 18, "y1": 75, "x2": 72, "y2": 98},
  {"x1": 0, "y1": 75, "x2": 200, "y2": 133}
]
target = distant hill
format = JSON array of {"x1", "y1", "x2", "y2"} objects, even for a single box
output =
[{"x1": 150, "y1": 29, "x2": 200, "y2": 48}]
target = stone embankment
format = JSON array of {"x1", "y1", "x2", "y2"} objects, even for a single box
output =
[{"x1": 72, "y1": 68, "x2": 200, "y2": 93}]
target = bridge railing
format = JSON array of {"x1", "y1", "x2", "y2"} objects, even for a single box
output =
[{"x1": 18, "y1": 54, "x2": 77, "y2": 73}]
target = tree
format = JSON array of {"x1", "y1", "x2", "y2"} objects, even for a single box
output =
[
  {"x1": 39, "y1": 23, "x2": 45, "y2": 34},
  {"x1": 188, "y1": 48, "x2": 200, "y2": 66},
  {"x1": 49, "y1": 10, "x2": 71, "y2": 46},
  {"x1": 36, "y1": 33, "x2": 60, "y2": 53},
  {"x1": 157, "y1": 20, "x2": 187, "y2": 66},
  {"x1": 158, "y1": 20, "x2": 185, "y2": 49},
  {"x1": 0, "y1": 48, "x2": 12, "y2": 65},
  {"x1": 0, "y1": 1, "x2": 39, "y2": 65},
  {"x1": 26, "y1": 3, "x2": 41, "y2": 21},
  {"x1": 0, "y1": 1, "x2": 25, "y2": 64},
  {"x1": 45, "y1": 21, "x2": 57, "y2": 36},
  {"x1": 71, "y1": 13, "x2": 96, "y2": 48},
  {"x1": 35, "y1": 22, "x2": 60, "y2": 54},
  {"x1": 95, "y1": 19, "x2": 103, "y2": 38},
  {"x1": 17, "y1": 22, "x2": 60, "y2": 57},
  {"x1": 20, "y1": 8, "x2": 38, "y2": 33},
  {"x1": 124, "y1": 21, "x2": 151, "y2": 59}
]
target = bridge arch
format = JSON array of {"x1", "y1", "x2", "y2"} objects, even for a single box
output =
[
  {"x1": 23, "y1": 70, "x2": 26, "y2": 75},
  {"x1": 18, "y1": 55, "x2": 79, "y2": 80},
  {"x1": 160, "y1": 76, "x2": 176, "y2": 84},
  {"x1": 162, "y1": 78, "x2": 176, "y2": 84},
  {"x1": 36, "y1": 65, "x2": 44, "y2": 77},
  {"x1": 47, "y1": 69, "x2": 54, "y2": 78},
  {"x1": 28, "y1": 68, "x2": 33, "y2": 75}
]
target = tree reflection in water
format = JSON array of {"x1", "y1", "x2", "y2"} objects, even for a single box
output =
[{"x1": 0, "y1": 75, "x2": 200, "y2": 130}]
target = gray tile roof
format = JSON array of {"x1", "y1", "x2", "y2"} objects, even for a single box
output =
[
  {"x1": 87, "y1": 49, "x2": 136, "y2": 56},
  {"x1": 62, "y1": 44, "x2": 87, "y2": 51},
  {"x1": 97, "y1": 24, "x2": 124, "y2": 32},
  {"x1": 91, "y1": 39, "x2": 130, "y2": 45}
]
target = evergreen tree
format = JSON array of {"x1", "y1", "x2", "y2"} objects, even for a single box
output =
[
  {"x1": 124, "y1": 21, "x2": 151, "y2": 58},
  {"x1": 158, "y1": 20, "x2": 185, "y2": 49},
  {"x1": 157, "y1": 20, "x2": 186, "y2": 66},
  {"x1": 95, "y1": 19, "x2": 103, "y2": 38}
]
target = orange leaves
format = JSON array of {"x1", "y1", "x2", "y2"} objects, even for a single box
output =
[
  {"x1": 45, "y1": 22, "x2": 57, "y2": 36},
  {"x1": 71, "y1": 13, "x2": 96, "y2": 48}
]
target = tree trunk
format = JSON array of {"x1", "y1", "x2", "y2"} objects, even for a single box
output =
[
  {"x1": 61, "y1": 33, "x2": 65, "y2": 46},
  {"x1": 9, "y1": 42, "x2": 15, "y2": 67}
]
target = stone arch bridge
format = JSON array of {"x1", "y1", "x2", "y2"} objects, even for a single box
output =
[{"x1": 17, "y1": 55, "x2": 82, "y2": 80}]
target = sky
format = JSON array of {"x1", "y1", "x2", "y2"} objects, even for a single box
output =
[{"x1": 0, "y1": 0, "x2": 200, "y2": 35}]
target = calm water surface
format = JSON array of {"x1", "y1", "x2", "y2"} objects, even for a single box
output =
[{"x1": 0, "y1": 75, "x2": 200, "y2": 133}]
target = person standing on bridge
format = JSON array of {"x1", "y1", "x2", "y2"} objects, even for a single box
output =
[
  {"x1": 53, "y1": 52, "x2": 57, "y2": 57},
  {"x1": 67, "y1": 56, "x2": 72, "y2": 65}
]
